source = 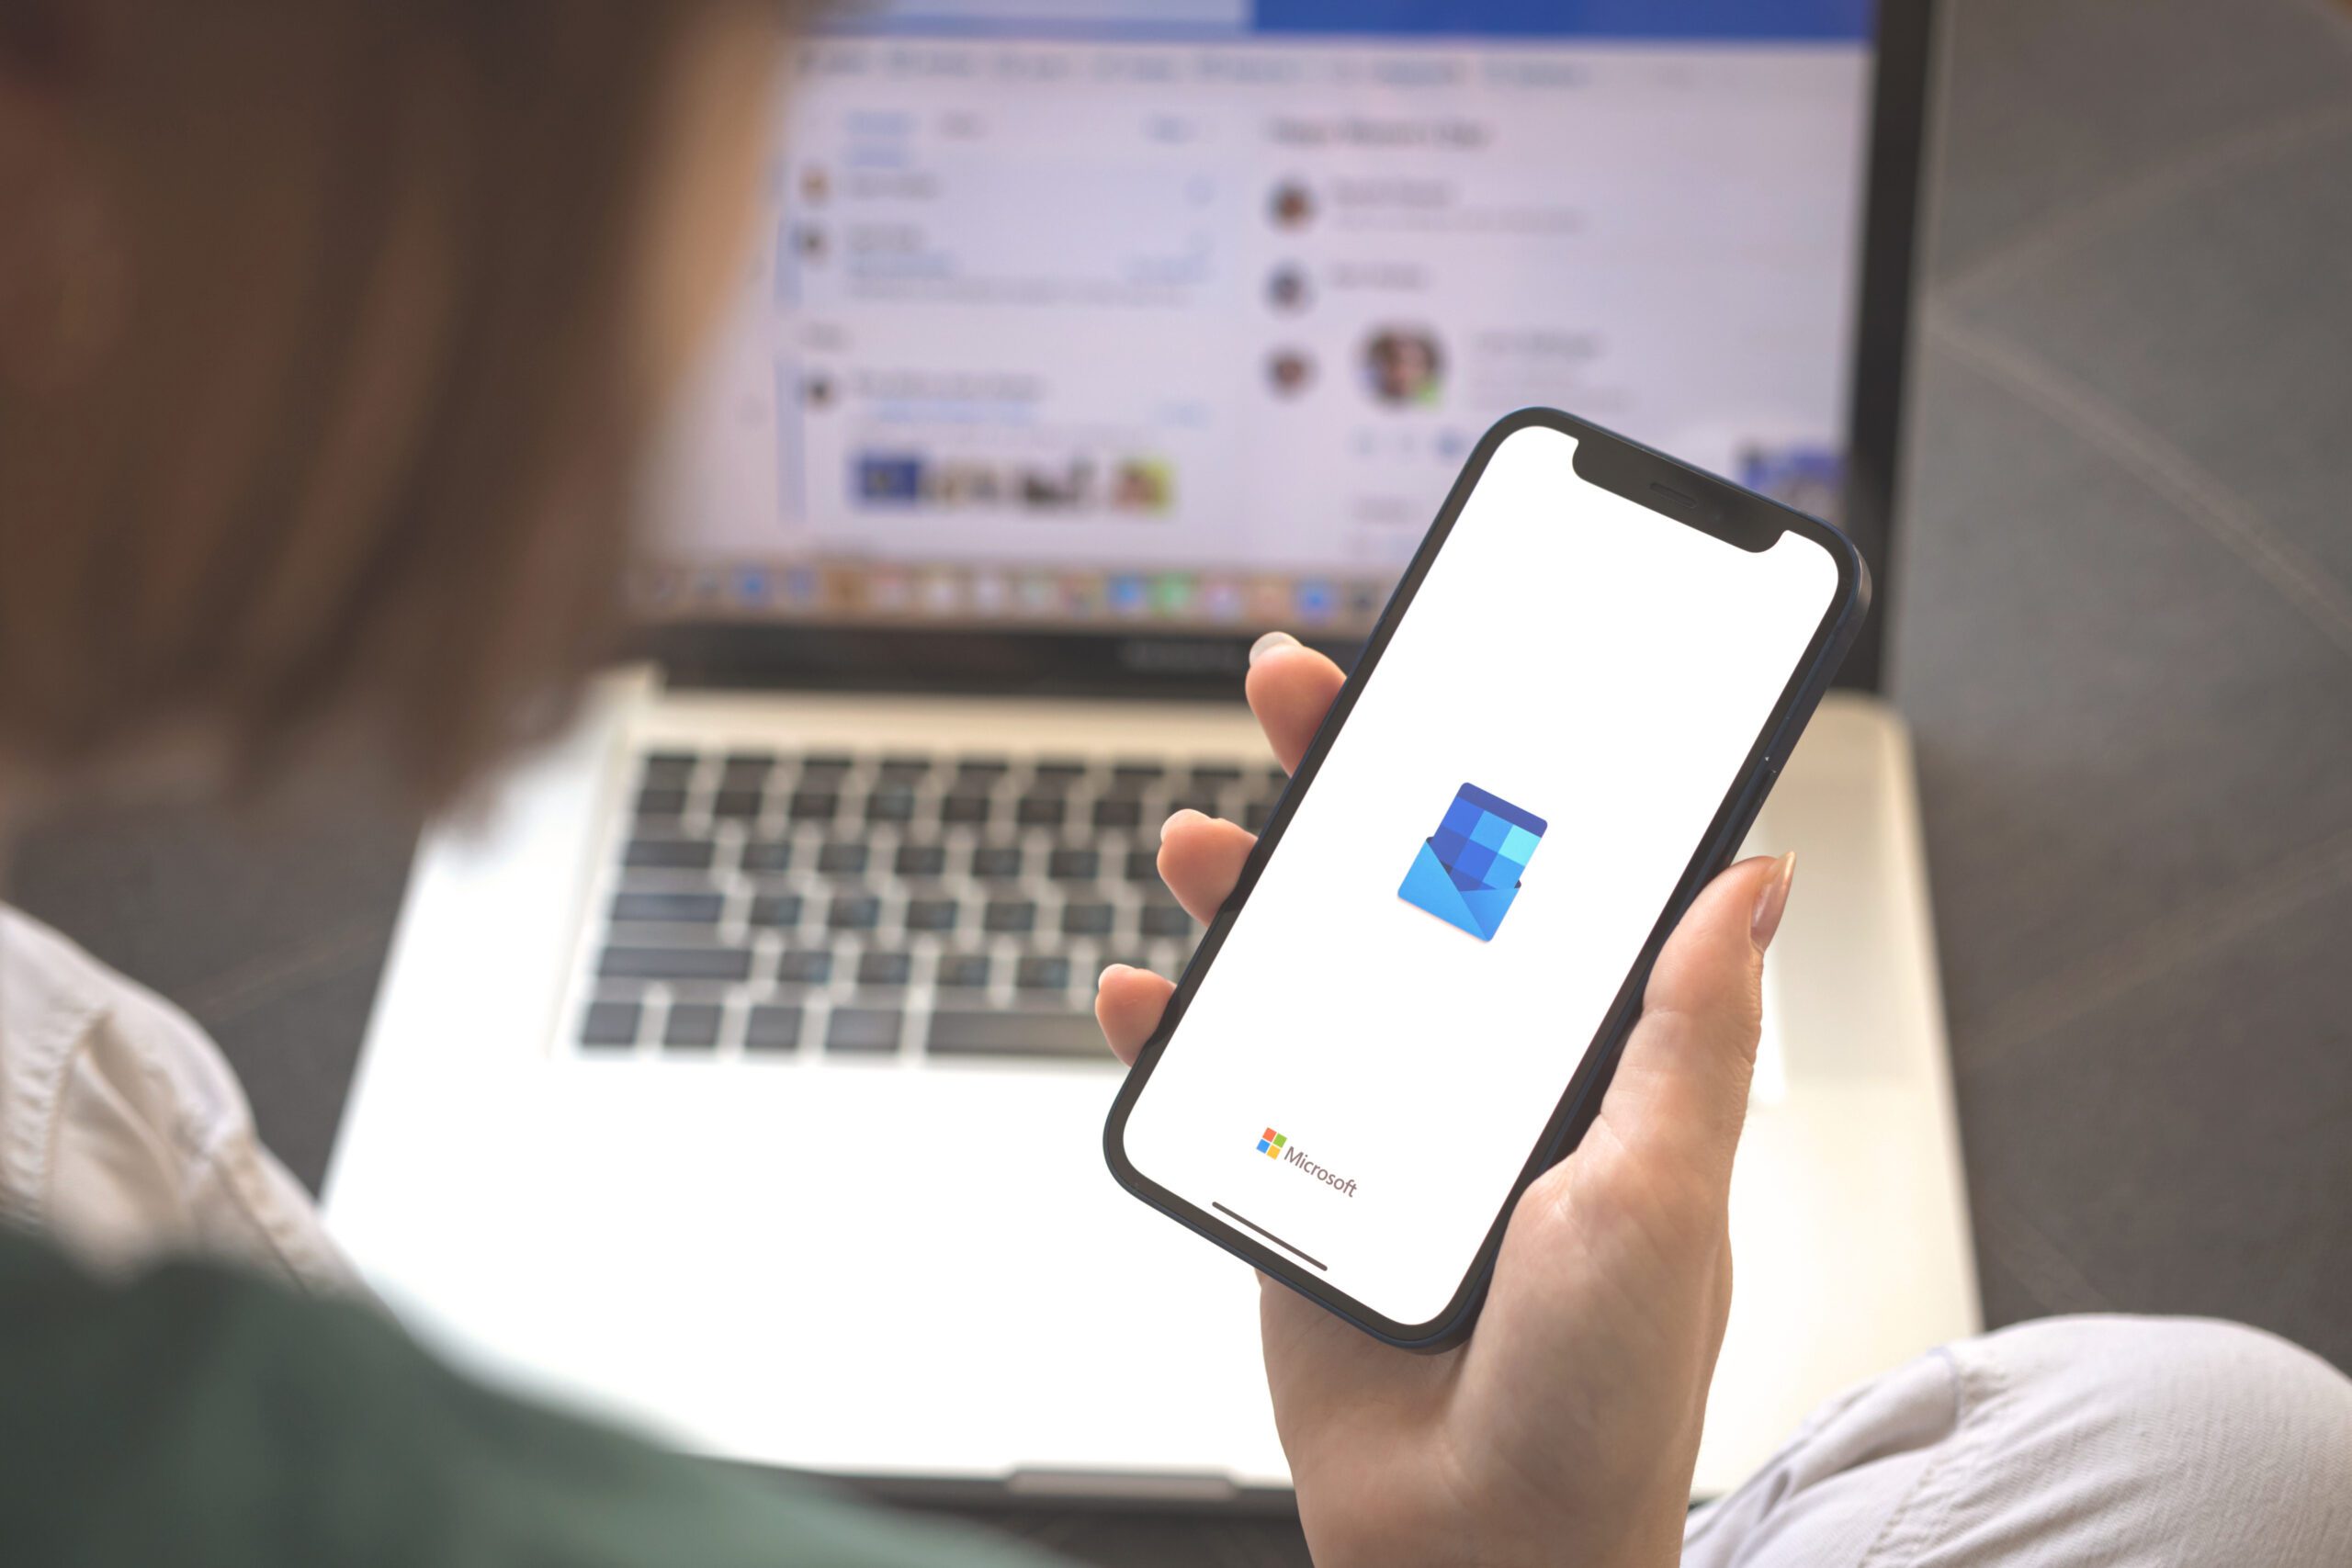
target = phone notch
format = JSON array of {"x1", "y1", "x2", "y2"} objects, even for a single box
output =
[{"x1": 1573, "y1": 435, "x2": 1781, "y2": 554}]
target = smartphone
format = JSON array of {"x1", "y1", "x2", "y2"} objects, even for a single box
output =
[{"x1": 1103, "y1": 408, "x2": 1869, "y2": 1350}]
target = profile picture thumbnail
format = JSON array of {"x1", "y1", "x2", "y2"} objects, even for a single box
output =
[
  {"x1": 1266, "y1": 263, "x2": 1312, "y2": 314},
  {"x1": 1362, "y1": 326, "x2": 1444, "y2": 407},
  {"x1": 1268, "y1": 179, "x2": 1316, "y2": 231},
  {"x1": 1265, "y1": 347, "x2": 1316, "y2": 399}
]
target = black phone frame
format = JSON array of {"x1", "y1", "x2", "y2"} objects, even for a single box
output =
[{"x1": 1101, "y1": 405, "x2": 1871, "y2": 1350}]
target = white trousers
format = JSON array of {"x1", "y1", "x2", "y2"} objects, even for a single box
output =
[{"x1": 1685, "y1": 1315, "x2": 2352, "y2": 1566}]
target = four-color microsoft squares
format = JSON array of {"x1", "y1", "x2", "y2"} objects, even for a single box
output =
[{"x1": 1257, "y1": 1128, "x2": 1286, "y2": 1158}]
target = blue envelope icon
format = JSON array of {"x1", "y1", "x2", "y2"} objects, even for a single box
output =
[{"x1": 1398, "y1": 783, "x2": 1547, "y2": 941}]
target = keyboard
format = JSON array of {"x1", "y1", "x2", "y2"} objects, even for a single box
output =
[{"x1": 571, "y1": 746, "x2": 1289, "y2": 1060}]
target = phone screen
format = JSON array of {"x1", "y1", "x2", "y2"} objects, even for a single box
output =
[{"x1": 1114, "y1": 423, "x2": 1845, "y2": 1332}]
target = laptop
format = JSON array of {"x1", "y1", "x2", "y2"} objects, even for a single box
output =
[{"x1": 322, "y1": 0, "x2": 1975, "y2": 1503}]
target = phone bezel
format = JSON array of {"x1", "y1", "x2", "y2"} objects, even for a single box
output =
[{"x1": 1101, "y1": 405, "x2": 1871, "y2": 1350}]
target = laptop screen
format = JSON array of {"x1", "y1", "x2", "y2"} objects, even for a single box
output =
[{"x1": 641, "y1": 0, "x2": 1878, "y2": 638}]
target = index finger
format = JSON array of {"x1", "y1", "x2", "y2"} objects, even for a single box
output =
[{"x1": 1243, "y1": 631, "x2": 1347, "y2": 774}]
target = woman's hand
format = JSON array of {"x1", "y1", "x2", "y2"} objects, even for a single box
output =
[{"x1": 1095, "y1": 633, "x2": 1796, "y2": 1568}]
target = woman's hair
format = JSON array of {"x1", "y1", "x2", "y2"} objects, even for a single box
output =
[{"x1": 0, "y1": 0, "x2": 776, "y2": 806}]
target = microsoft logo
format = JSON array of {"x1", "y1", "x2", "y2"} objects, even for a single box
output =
[{"x1": 1253, "y1": 1126, "x2": 1357, "y2": 1196}]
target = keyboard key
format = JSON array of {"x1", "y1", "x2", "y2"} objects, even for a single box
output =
[
  {"x1": 664, "y1": 1003, "x2": 723, "y2": 1049},
  {"x1": 721, "y1": 749, "x2": 777, "y2": 771},
  {"x1": 941, "y1": 793, "x2": 993, "y2": 825},
  {"x1": 927, "y1": 1010, "x2": 1108, "y2": 1059},
  {"x1": 1062, "y1": 901, "x2": 1115, "y2": 936},
  {"x1": 905, "y1": 897, "x2": 960, "y2": 932},
  {"x1": 1016, "y1": 954, "x2": 1071, "y2": 990},
  {"x1": 610, "y1": 891, "x2": 722, "y2": 925},
  {"x1": 1167, "y1": 795, "x2": 1218, "y2": 818},
  {"x1": 829, "y1": 894, "x2": 881, "y2": 931},
  {"x1": 1047, "y1": 847, "x2": 1100, "y2": 881},
  {"x1": 749, "y1": 893, "x2": 803, "y2": 929},
  {"x1": 878, "y1": 755, "x2": 933, "y2": 784},
  {"x1": 857, "y1": 950, "x2": 912, "y2": 987},
  {"x1": 802, "y1": 751, "x2": 855, "y2": 773},
  {"x1": 1014, "y1": 795, "x2": 1067, "y2": 828},
  {"x1": 599, "y1": 945, "x2": 751, "y2": 982},
  {"x1": 712, "y1": 789, "x2": 763, "y2": 820},
  {"x1": 740, "y1": 840, "x2": 792, "y2": 874},
  {"x1": 1187, "y1": 764, "x2": 1243, "y2": 788},
  {"x1": 1091, "y1": 797, "x2": 1143, "y2": 829},
  {"x1": 625, "y1": 837, "x2": 714, "y2": 872},
  {"x1": 635, "y1": 785, "x2": 688, "y2": 818},
  {"x1": 956, "y1": 756, "x2": 1010, "y2": 779},
  {"x1": 984, "y1": 899, "x2": 1036, "y2": 933},
  {"x1": 719, "y1": 757, "x2": 773, "y2": 789},
  {"x1": 643, "y1": 750, "x2": 698, "y2": 781},
  {"x1": 827, "y1": 1008, "x2": 901, "y2": 1054},
  {"x1": 817, "y1": 841, "x2": 870, "y2": 875},
  {"x1": 1110, "y1": 761, "x2": 1164, "y2": 786},
  {"x1": 1140, "y1": 903, "x2": 1194, "y2": 937},
  {"x1": 970, "y1": 844, "x2": 1023, "y2": 880},
  {"x1": 1244, "y1": 800, "x2": 1278, "y2": 832},
  {"x1": 1123, "y1": 848, "x2": 1162, "y2": 884},
  {"x1": 894, "y1": 843, "x2": 947, "y2": 878},
  {"x1": 580, "y1": 1000, "x2": 640, "y2": 1047},
  {"x1": 777, "y1": 949, "x2": 833, "y2": 985},
  {"x1": 1032, "y1": 759, "x2": 1088, "y2": 784},
  {"x1": 744, "y1": 1005, "x2": 802, "y2": 1052},
  {"x1": 788, "y1": 790, "x2": 838, "y2": 822},
  {"x1": 865, "y1": 787, "x2": 918, "y2": 824},
  {"x1": 937, "y1": 952, "x2": 991, "y2": 989}
]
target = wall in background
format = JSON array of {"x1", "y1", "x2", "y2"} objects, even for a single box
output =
[{"x1": 1894, "y1": 0, "x2": 2352, "y2": 1369}]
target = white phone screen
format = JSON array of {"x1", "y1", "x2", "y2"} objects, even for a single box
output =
[{"x1": 1115, "y1": 423, "x2": 1842, "y2": 1329}]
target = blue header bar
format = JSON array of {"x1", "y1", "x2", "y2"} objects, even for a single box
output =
[
  {"x1": 1254, "y1": 0, "x2": 1871, "y2": 41},
  {"x1": 825, "y1": 0, "x2": 1873, "y2": 44}
]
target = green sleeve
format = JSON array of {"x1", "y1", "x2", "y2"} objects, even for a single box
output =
[{"x1": 0, "y1": 1229, "x2": 1062, "y2": 1568}]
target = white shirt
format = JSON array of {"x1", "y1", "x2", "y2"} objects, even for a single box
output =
[{"x1": 0, "y1": 904, "x2": 353, "y2": 1291}]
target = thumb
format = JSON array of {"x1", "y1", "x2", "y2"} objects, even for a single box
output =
[{"x1": 1597, "y1": 852, "x2": 1795, "y2": 1194}]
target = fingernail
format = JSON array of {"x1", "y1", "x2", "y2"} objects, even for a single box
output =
[
  {"x1": 1098, "y1": 963, "x2": 1130, "y2": 988},
  {"x1": 1750, "y1": 852, "x2": 1797, "y2": 952},
  {"x1": 1249, "y1": 629, "x2": 1300, "y2": 665},
  {"x1": 1160, "y1": 807, "x2": 1205, "y2": 841}
]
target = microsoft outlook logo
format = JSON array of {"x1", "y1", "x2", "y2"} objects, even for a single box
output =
[
  {"x1": 1398, "y1": 783, "x2": 1547, "y2": 940},
  {"x1": 1257, "y1": 1127, "x2": 1287, "y2": 1158}
]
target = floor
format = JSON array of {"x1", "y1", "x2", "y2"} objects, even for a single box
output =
[{"x1": 6, "y1": 4, "x2": 2347, "y2": 1563}]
